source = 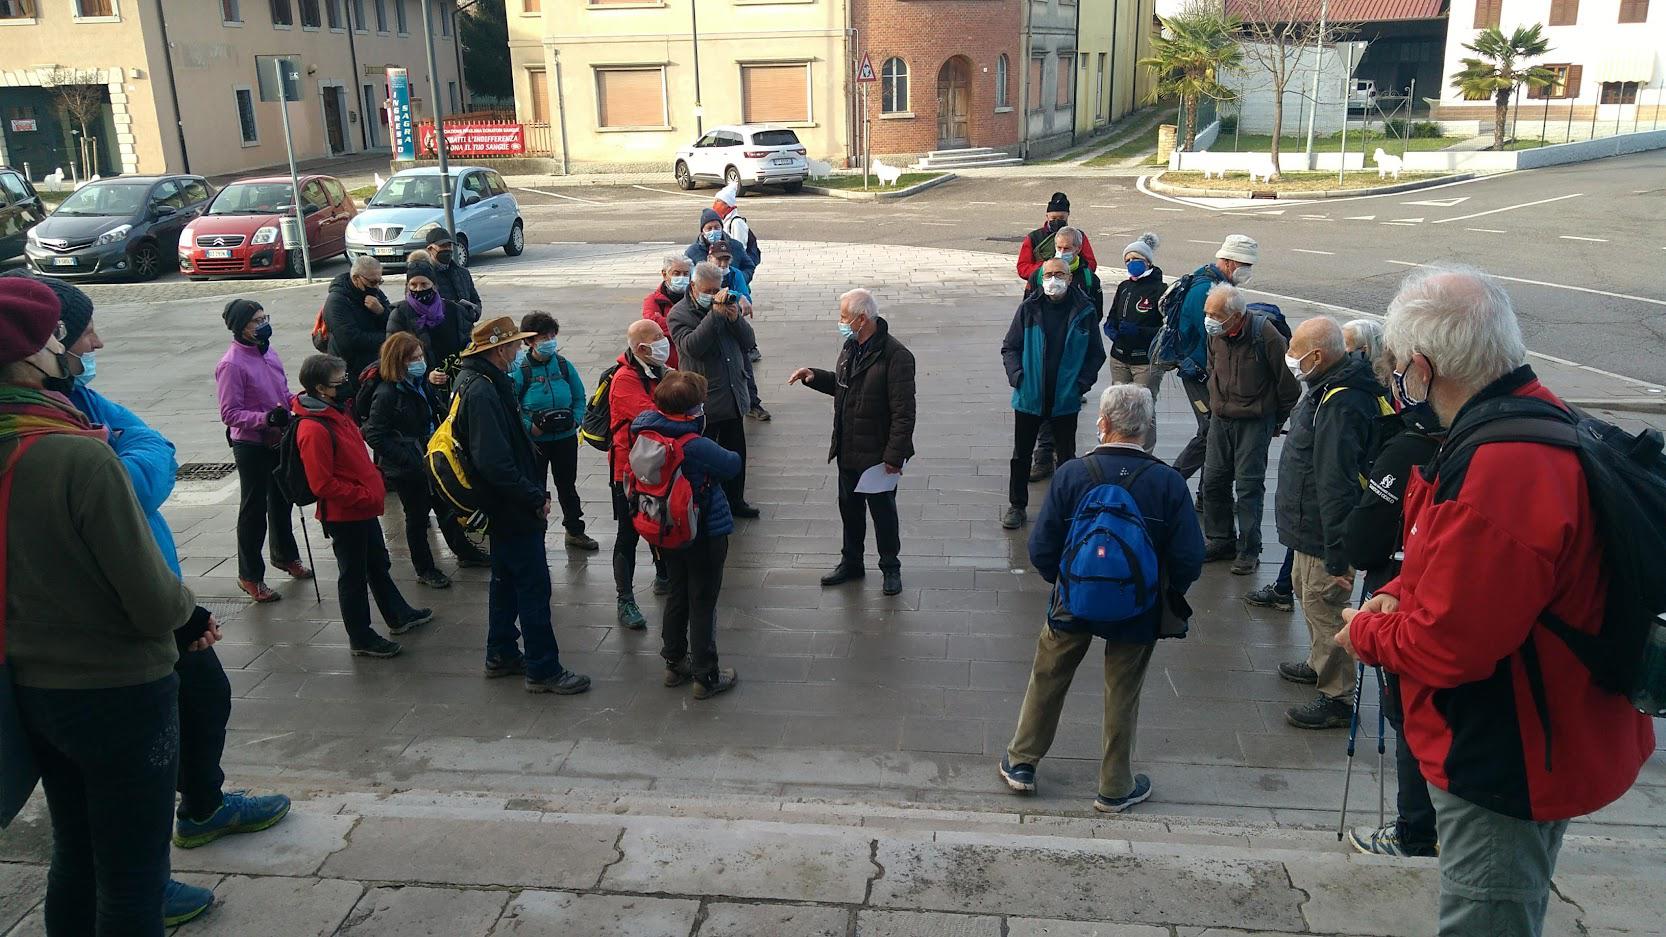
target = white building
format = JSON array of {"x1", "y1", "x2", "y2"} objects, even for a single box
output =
[
  {"x1": 1223, "y1": 41, "x2": 1368, "y2": 136},
  {"x1": 1435, "y1": 0, "x2": 1662, "y2": 130}
]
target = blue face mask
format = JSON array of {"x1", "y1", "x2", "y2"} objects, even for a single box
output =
[
  {"x1": 253, "y1": 321, "x2": 273, "y2": 344},
  {"x1": 837, "y1": 321, "x2": 857, "y2": 341},
  {"x1": 536, "y1": 339, "x2": 558, "y2": 359},
  {"x1": 1058, "y1": 250, "x2": 1076, "y2": 266},
  {"x1": 669, "y1": 274, "x2": 690, "y2": 294},
  {"x1": 1126, "y1": 259, "x2": 1148, "y2": 278},
  {"x1": 406, "y1": 359, "x2": 428, "y2": 380},
  {"x1": 704, "y1": 229, "x2": 723, "y2": 244},
  {"x1": 512, "y1": 347, "x2": 528, "y2": 370},
  {"x1": 695, "y1": 292, "x2": 715, "y2": 310},
  {"x1": 73, "y1": 351, "x2": 96, "y2": 387}
]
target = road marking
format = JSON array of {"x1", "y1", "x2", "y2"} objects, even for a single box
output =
[
  {"x1": 1344, "y1": 215, "x2": 1377, "y2": 220},
  {"x1": 968, "y1": 201, "x2": 1002, "y2": 205},
  {"x1": 1089, "y1": 204, "x2": 1119, "y2": 209},
  {"x1": 512, "y1": 186, "x2": 603, "y2": 205},
  {"x1": 1558, "y1": 235, "x2": 1608, "y2": 242},
  {"x1": 1291, "y1": 248, "x2": 1334, "y2": 255},
  {"x1": 1430, "y1": 192, "x2": 1582, "y2": 223},
  {"x1": 1186, "y1": 239, "x2": 1217, "y2": 245},
  {"x1": 1152, "y1": 206, "x2": 1185, "y2": 212},
  {"x1": 1381, "y1": 221, "x2": 1420, "y2": 226},
  {"x1": 1391, "y1": 217, "x2": 1425, "y2": 223},
  {"x1": 1299, "y1": 214, "x2": 1331, "y2": 220},
  {"x1": 632, "y1": 184, "x2": 708, "y2": 200},
  {"x1": 1384, "y1": 261, "x2": 1666, "y2": 308},
  {"x1": 921, "y1": 221, "x2": 956, "y2": 226},
  {"x1": 1402, "y1": 196, "x2": 1470, "y2": 207},
  {"x1": 1465, "y1": 228, "x2": 1506, "y2": 233}
]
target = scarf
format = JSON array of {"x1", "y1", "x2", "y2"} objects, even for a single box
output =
[{"x1": 407, "y1": 291, "x2": 447, "y2": 331}]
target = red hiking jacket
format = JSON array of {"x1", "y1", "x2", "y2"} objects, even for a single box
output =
[
  {"x1": 606, "y1": 353, "x2": 664, "y2": 484},
  {"x1": 1016, "y1": 227, "x2": 1099, "y2": 281},
  {"x1": 292, "y1": 395, "x2": 386, "y2": 523},
  {"x1": 641, "y1": 287, "x2": 681, "y2": 368},
  {"x1": 1351, "y1": 372, "x2": 1654, "y2": 821}
]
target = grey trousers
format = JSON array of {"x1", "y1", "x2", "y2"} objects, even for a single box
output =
[
  {"x1": 1199, "y1": 414, "x2": 1276, "y2": 559},
  {"x1": 1429, "y1": 785, "x2": 1568, "y2": 937},
  {"x1": 1108, "y1": 360, "x2": 1162, "y2": 452}
]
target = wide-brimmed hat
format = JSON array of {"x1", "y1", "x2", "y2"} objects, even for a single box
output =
[{"x1": 461, "y1": 316, "x2": 536, "y2": 357}]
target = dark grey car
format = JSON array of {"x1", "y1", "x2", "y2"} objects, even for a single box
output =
[
  {"x1": 0, "y1": 168, "x2": 47, "y2": 264},
  {"x1": 25, "y1": 174, "x2": 213, "y2": 281}
]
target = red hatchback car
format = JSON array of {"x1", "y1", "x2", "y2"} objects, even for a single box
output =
[{"x1": 179, "y1": 174, "x2": 357, "y2": 279}]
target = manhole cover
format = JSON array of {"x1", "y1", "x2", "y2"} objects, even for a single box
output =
[
  {"x1": 177, "y1": 462, "x2": 236, "y2": 481},
  {"x1": 985, "y1": 235, "x2": 1027, "y2": 243}
]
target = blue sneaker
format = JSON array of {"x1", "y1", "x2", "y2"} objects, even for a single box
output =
[
  {"x1": 1093, "y1": 774, "x2": 1153, "y2": 813},
  {"x1": 999, "y1": 755, "x2": 1037, "y2": 793},
  {"x1": 173, "y1": 790, "x2": 292, "y2": 848},
  {"x1": 163, "y1": 879, "x2": 214, "y2": 926}
]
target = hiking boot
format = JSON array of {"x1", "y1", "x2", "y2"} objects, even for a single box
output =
[
  {"x1": 1028, "y1": 460, "x2": 1054, "y2": 482},
  {"x1": 1244, "y1": 584, "x2": 1294, "y2": 612},
  {"x1": 617, "y1": 597, "x2": 648, "y2": 630},
  {"x1": 731, "y1": 502, "x2": 762, "y2": 519},
  {"x1": 1230, "y1": 555, "x2": 1258, "y2": 576},
  {"x1": 390, "y1": 608, "x2": 433, "y2": 636},
  {"x1": 1348, "y1": 823, "x2": 1438, "y2": 858},
  {"x1": 526, "y1": 668, "x2": 591, "y2": 695},
  {"x1": 692, "y1": 667, "x2": 738, "y2": 700},
  {"x1": 1000, "y1": 506, "x2": 1026, "y2": 530},
  {"x1": 163, "y1": 880, "x2": 215, "y2": 927},
  {"x1": 455, "y1": 547, "x2": 492, "y2": 568},
  {"x1": 820, "y1": 563, "x2": 865, "y2": 586},
  {"x1": 882, "y1": 569, "x2": 903, "y2": 596},
  {"x1": 565, "y1": 531, "x2": 600, "y2": 551},
  {"x1": 1277, "y1": 661, "x2": 1319, "y2": 685},
  {"x1": 272, "y1": 559, "x2": 314, "y2": 580},
  {"x1": 664, "y1": 656, "x2": 694, "y2": 687},
  {"x1": 417, "y1": 568, "x2": 452, "y2": 589},
  {"x1": 350, "y1": 636, "x2": 403, "y2": 659},
  {"x1": 239, "y1": 579, "x2": 279, "y2": 603},
  {"x1": 173, "y1": 790, "x2": 291, "y2": 849},
  {"x1": 652, "y1": 574, "x2": 672, "y2": 596},
  {"x1": 1093, "y1": 775, "x2": 1153, "y2": 813},
  {"x1": 747, "y1": 405, "x2": 772, "y2": 421},
  {"x1": 1203, "y1": 541, "x2": 1236, "y2": 563},
  {"x1": 998, "y1": 756, "x2": 1036, "y2": 793},
  {"x1": 484, "y1": 653, "x2": 526, "y2": 678},
  {"x1": 1286, "y1": 694, "x2": 1353, "y2": 730}
]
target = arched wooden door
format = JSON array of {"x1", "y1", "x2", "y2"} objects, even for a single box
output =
[{"x1": 936, "y1": 57, "x2": 972, "y2": 150}]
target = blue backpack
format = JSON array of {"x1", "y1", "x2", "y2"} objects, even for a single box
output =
[{"x1": 1058, "y1": 456, "x2": 1160, "y2": 626}]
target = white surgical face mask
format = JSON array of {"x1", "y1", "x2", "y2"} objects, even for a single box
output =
[
  {"x1": 646, "y1": 337, "x2": 671, "y2": 364},
  {"x1": 1204, "y1": 317, "x2": 1225, "y2": 337},
  {"x1": 1042, "y1": 275, "x2": 1069, "y2": 298},
  {"x1": 1285, "y1": 353, "x2": 1309, "y2": 382}
]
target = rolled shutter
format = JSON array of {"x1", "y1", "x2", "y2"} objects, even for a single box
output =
[
  {"x1": 741, "y1": 65, "x2": 809, "y2": 123},
  {"x1": 528, "y1": 69, "x2": 550, "y2": 123},
  {"x1": 596, "y1": 69, "x2": 665, "y2": 128},
  {"x1": 1565, "y1": 64, "x2": 1582, "y2": 100}
]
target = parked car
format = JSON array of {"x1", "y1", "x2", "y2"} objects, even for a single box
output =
[
  {"x1": 345, "y1": 166, "x2": 523, "y2": 271},
  {"x1": 25, "y1": 174, "x2": 213, "y2": 281},
  {"x1": 673, "y1": 125, "x2": 808, "y2": 193},
  {"x1": 0, "y1": 167, "x2": 48, "y2": 264},
  {"x1": 178, "y1": 174, "x2": 357, "y2": 280}
]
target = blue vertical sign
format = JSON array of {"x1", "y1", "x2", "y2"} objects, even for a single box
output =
[{"x1": 387, "y1": 67, "x2": 416, "y2": 161}]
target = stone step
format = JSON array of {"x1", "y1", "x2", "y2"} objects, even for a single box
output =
[
  {"x1": 913, "y1": 155, "x2": 1026, "y2": 170},
  {"x1": 925, "y1": 146, "x2": 1002, "y2": 158}
]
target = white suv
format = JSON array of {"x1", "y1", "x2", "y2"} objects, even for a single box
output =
[{"x1": 674, "y1": 125, "x2": 808, "y2": 194}]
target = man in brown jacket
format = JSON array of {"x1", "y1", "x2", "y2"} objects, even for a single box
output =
[
  {"x1": 788, "y1": 288, "x2": 917, "y2": 596},
  {"x1": 1198, "y1": 283, "x2": 1301, "y2": 575}
]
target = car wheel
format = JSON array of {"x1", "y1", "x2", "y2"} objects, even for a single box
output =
[
  {"x1": 130, "y1": 243, "x2": 163, "y2": 281},
  {"x1": 453, "y1": 235, "x2": 470, "y2": 268},
  {"x1": 504, "y1": 220, "x2": 525, "y2": 257},
  {"x1": 674, "y1": 161, "x2": 695, "y2": 191},
  {"x1": 782, "y1": 180, "x2": 804, "y2": 194},
  {"x1": 724, "y1": 167, "x2": 744, "y2": 194},
  {"x1": 283, "y1": 250, "x2": 304, "y2": 278}
]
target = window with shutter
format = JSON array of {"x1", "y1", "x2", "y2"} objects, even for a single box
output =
[
  {"x1": 1472, "y1": 0, "x2": 1500, "y2": 27},
  {"x1": 1617, "y1": 0, "x2": 1647, "y2": 21},
  {"x1": 1564, "y1": 64, "x2": 1582, "y2": 99},
  {"x1": 527, "y1": 69, "x2": 549, "y2": 123},
  {"x1": 741, "y1": 64, "x2": 810, "y2": 123},
  {"x1": 1056, "y1": 53, "x2": 1075, "y2": 106},
  {"x1": 595, "y1": 68, "x2": 666, "y2": 128},
  {"x1": 1600, "y1": 81, "x2": 1639, "y2": 104},
  {"x1": 1028, "y1": 55, "x2": 1044, "y2": 110},
  {"x1": 1547, "y1": 0, "x2": 1578, "y2": 25},
  {"x1": 76, "y1": 0, "x2": 114, "y2": 16}
]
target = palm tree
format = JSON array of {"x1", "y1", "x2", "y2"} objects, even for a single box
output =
[
  {"x1": 1141, "y1": 5, "x2": 1243, "y2": 151},
  {"x1": 1451, "y1": 25, "x2": 1556, "y2": 150}
]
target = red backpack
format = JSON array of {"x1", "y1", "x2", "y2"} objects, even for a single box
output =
[{"x1": 624, "y1": 427, "x2": 702, "y2": 550}]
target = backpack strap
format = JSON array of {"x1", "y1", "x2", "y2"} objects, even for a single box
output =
[{"x1": 516, "y1": 357, "x2": 536, "y2": 405}]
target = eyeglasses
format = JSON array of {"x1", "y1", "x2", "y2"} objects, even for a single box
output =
[
  {"x1": 251, "y1": 316, "x2": 271, "y2": 326},
  {"x1": 362, "y1": 279, "x2": 383, "y2": 289}
]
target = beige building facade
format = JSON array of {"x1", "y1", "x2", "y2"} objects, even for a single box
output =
[
  {"x1": 0, "y1": 0, "x2": 464, "y2": 181},
  {"x1": 509, "y1": 0, "x2": 850, "y2": 171}
]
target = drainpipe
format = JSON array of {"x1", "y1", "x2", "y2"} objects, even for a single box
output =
[
  {"x1": 345, "y1": 4, "x2": 367, "y2": 149},
  {"x1": 1070, "y1": 0, "x2": 1082, "y2": 145},
  {"x1": 1106, "y1": 0, "x2": 1118, "y2": 123},
  {"x1": 152, "y1": 0, "x2": 190, "y2": 172},
  {"x1": 1018, "y1": 1, "x2": 1033, "y2": 158},
  {"x1": 553, "y1": 48, "x2": 571, "y2": 175}
]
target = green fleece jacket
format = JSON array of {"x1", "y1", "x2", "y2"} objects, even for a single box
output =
[{"x1": 4, "y1": 434, "x2": 194, "y2": 689}]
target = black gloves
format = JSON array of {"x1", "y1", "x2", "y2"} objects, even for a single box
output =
[
  {"x1": 265, "y1": 406, "x2": 292, "y2": 428},
  {"x1": 173, "y1": 605, "x2": 214, "y2": 654}
]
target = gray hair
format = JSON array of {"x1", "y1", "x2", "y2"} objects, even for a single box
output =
[
  {"x1": 1099, "y1": 383, "x2": 1155, "y2": 440},
  {"x1": 1343, "y1": 318, "x2": 1390, "y2": 386},
  {"x1": 1384, "y1": 264, "x2": 1525, "y2": 391},
  {"x1": 350, "y1": 255, "x2": 382, "y2": 278},
  {"x1": 1055, "y1": 226, "x2": 1084, "y2": 250},
  {"x1": 841, "y1": 288, "x2": 879, "y2": 322},
  {"x1": 662, "y1": 253, "x2": 692, "y2": 274},
  {"x1": 1206, "y1": 282, "x2": 1246, "y2": 317},
  {"x1": 692, "y1": 261, "x2": 723, "y2": 287}
]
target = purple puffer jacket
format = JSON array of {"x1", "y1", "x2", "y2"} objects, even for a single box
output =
[{"x1": 215, "y1": 340, "x2": 291, "y2": 446}]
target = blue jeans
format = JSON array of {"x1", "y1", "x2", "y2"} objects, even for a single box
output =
[
  {"x1": 16, "y1": 674, "x2": 179, "y2": 937},
  {"x1": 487, "y1": 530, "x2": 562, "y2": 679}
]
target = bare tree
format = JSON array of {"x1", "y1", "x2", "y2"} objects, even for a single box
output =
[
  {"x1": 41, "y1": 67, "x2": 109, "y2": 180},
  {"x1": 1231, "y1": 0, "x2": 1353, "y2": 179}
]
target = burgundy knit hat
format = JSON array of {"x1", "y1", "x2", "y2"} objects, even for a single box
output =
[{"x1": 0, "y1": 278, "x2": 63, "y2": 366}]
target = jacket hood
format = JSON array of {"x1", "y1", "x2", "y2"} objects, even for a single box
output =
[
  {"x1": 293, "y1": 393, "x2": 349, "y2": 417},
  {"x1": 1310, "y1": 352, "x2": 1380, "y2": 394},
  {"x1": 632, "y1": 408, "x2": 701, "y2": 436},
  {"x1": 327, "y1": 271, "x2": 362, "y2": 298},
  {"x1": 846, "y1": 315, "x2": 891, "y2": 348}
]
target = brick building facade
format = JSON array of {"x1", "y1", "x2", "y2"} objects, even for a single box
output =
[{"x1": 851, "y1": 0, "x2": 1024, "y2": 163}]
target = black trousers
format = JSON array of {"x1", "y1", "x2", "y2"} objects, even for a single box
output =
[
  {"x1": 1172, "y1": 375, "x2": 1211, "y2": 480},
  {"x1": 661, "y1": 534, "x2": 729, "y2": 677},
  {"x1": 388, "y1": 473, "x2": 471, "y2": 574},
  {"x1": 174, "y1": 646, "x2": 231, "y2": 822},
  {"x1": 534, "y1": 435, "x2": 586, "y2": 535},
  {"x1": 1010, "y1": 411, "x2": 1078, "y2": 508},
  {"x1": 323, "y1": 518, "x2": 414, "y2": 646},
  {"x1": 839, "y1": 466, "x2": 901, "y2": 572},
  {"x1": 231, "y1": 442, "x2": 299, "y2": 582},
  {"x1": 1382, "y1": 670, "x2": 1438, "y2": 854},
  {"x1": 612, "y1": 483, "x2": 666, "y2": 600},
  {"x1": 703, "y1": 416, "x2": 748, "y2": 507}
]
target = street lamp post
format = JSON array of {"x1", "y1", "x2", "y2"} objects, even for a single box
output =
[
  {"x1": 275, "y1": 57, "x2": 315, "y2": 282},
  {"x1": 421, "y1": 0, "x2": 456, "y2": 238},
  {"x1": 691, "y1": 0, "x2": 704, "y2": 136}
]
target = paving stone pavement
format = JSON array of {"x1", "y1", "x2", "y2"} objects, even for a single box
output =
[{"x1": 2, "y1": 241, "x2": 1662, "y2": 934}]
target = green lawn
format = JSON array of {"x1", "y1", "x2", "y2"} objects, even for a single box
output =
[
  {"x1": 1215, "y1": 131, "x2": 1465, "y2": 154},
  {"x1": 1162, "y1": 170, "x2": 1449, "y2": 192},
  {"x1": 350, "y1": 184, "x2": 379, "y2": 201},
  {"x1": 813, "y1": 172, "x2": 943, "y2": 191}
]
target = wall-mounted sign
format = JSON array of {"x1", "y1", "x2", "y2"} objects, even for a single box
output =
[
  {"x1": 10, "y1": 119, "x2": 38, "y2": 132},
  {"x1": 387, "y1": 67, "x2": 416, "y2": 161}
]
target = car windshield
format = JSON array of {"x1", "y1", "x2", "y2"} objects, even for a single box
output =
[
  {"x1": 750, "y1": 130, "x2": 800, "y2": 147},
  {"x1": 53, "y1": 182, "x2": 149, "y2": 217},
  {"x1": 208, "y1": 182, "x2": 295, "y2": 215},
  {"x1": 369, "y1": 176, "x2": 443, "y2": 209}
]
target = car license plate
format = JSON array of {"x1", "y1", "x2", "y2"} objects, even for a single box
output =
[
  {"x1": 771, "y1": 158, "x2": 794, "y2": 166},
  {"x1": 376, "y1": 248, "x2": 402, "y2": 258},
  {"x1": 51, "y1": 257, "x2": 76, "y2": 267},
  {"x1": 206, "y1": 249, "x2": 233, "y2": 259}
]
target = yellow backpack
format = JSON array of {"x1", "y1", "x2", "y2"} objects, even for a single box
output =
[{"x1": 424, "y1": 391, "x2": 488, "y2": 531}]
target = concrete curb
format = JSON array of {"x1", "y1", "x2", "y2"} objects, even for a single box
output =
[
  {"x1": 1564, "y1": 397, "x2": 1666, "y2": 415},
  {"x1": 1147, "y1": 170, "x2": 1476, "y2": 200},
  {"x1": 803, "y1": 172, "x2": 957, "y2": 200}
]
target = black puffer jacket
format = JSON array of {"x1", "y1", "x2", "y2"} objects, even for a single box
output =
[
  {"x1": 1344, "y1": 414, "x2": 1440, "y2": 595},
  {"x1": 323, "y1": 272, "x2": 393, "y2": 385},
  {"x1": 1102, "y1": 268, "x2": 1166, "y2": 364},
  {"x1": 454, "y1": 357, "x2": 546, "y2": 536},
  {"x1": 361, "y1": 377, "x2": 444, "y2": 481},
  {"x1": 803, "y1": 317, "x2": 917, "y2": 472},
  {"x1": 388, "y1": 298, "x2": 474, "y2": 370},
  {"x1": 1275, "y1": 354, "x2": 1386, "y2": 574},
  {"x1": 433, "y1": 261, "x2": 481, "y2": 311}
]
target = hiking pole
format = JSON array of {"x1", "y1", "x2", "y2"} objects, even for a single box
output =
[
  {"x1": 1376, "y1": 665, "x2": 1389, "y2": 829},
  {"x1": 296, "y1": 506, "x2": 322, "y2": 604},
  {"x1": 1338, "y1": 660, "x2": 1367, "y2": 841}
]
